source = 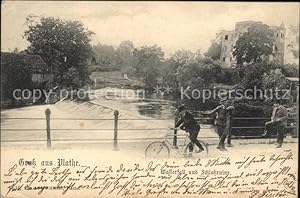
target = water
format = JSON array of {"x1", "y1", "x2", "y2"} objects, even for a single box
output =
[{"x1": 89, "y1": 88, "x2": 177, "y2": 119}]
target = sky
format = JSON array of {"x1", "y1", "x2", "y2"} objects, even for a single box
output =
[{"x1": 1, "y1": 1, "x2": 299, "y2": 58}]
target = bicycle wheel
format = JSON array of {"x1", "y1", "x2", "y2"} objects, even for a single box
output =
[
  {"x1": 145, "y1": 141, "x2": 170, "y2": 159},
  {"x1": 184, "y1": 140, "x2": 209, "y2": 155}
]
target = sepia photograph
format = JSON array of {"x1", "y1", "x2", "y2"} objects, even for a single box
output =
[{"x1": 1, "y1": 1, "x2": 299, "y2": 197}]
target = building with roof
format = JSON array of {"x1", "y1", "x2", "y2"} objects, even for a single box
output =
[
  {"x1": 1, "y1": 52, "x2": 54, "y2": 103},
  {"x1": 1, "y1": 52, "x2": 53, "y2": 83}
]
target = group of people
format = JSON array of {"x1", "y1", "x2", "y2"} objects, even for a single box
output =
[{"x1": 174, "y1": 98, "x2": 288, "y2": 155}]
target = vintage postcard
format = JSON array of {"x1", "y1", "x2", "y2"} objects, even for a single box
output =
[{"x1": 1, "y1": 1, "x2": 299, "y2": 198}]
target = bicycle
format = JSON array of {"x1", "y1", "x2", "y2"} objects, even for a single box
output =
[{"x1": 145, "y1": 128, "x2": 209, "y2": 158}]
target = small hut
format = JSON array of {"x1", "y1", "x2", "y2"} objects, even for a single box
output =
[{"x1": 1, "y1": 52, "x2": 54, "y2": 106}]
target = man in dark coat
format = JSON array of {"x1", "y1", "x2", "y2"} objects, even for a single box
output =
[
  {"x1": 225, "y1": 101, "x2": 235, "y2": 147},
  {"x1": 175, "y1": 104, "x2": 204, "y2": 154},
  {"x1": 265, "y1": 100, "x2": 288, "y2": 148},
  {"x1": 200, "y1": 99, "x2": 231, "y2": 151}
]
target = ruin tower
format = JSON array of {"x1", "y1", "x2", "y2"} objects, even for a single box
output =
[{"x1": 270, "y1": 22, "x2": 286, "y2": 65}]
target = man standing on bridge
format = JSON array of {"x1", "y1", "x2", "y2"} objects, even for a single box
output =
[
  {"x1": 225, "y1": 100, "x2": 235, "y2": 147},
  {"x1": 175, "y1": 104, "x2": 205, "y2": 156},
  {"x1": 200, "y1": 99, "x2": 233, "y2": 151}
]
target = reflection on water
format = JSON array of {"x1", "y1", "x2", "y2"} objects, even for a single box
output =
[
  {"x1": 121, "y1": 98, "x2": 176, "y2": 119},
  {"x1": 91, "y1": 88, "x2": 177, "y2": 119},
  {"x1": 135, "y1": 101, "x2": 176, "y2": 119},
  {"x1": 137, "y1": 103, "x2": 163, "y2": 118}
]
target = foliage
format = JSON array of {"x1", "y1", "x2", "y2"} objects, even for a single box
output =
[
  {"x1": 177, "y1": 57, "x2": 223, "y2": 89},
  {"x1": 218, "y1": 68, "x2": 241, "y2": 85},
  {"x1": 231, "y1": 23, "x2": 295, "y2": 104},
  {"x1": 92, "y1": 43, "x2": 118, "y2": 68},
  {"x1": 91, "y1": 40, "x2": 138, "y2": 75},
  {"x1": 162, "y1": 50, "x2": 222, "y2": 88},
  {"x1": 280, "y1": 63, "x2": 299, "y2": 77},
  {"x1": 262, "y1": 68, "x2": 289, "y2": 90},
  {"x1": 163, "y1": 52, "x2": 239, "y2": 107},
  {"x1": 193, "y1": 49, "x2": 203, "y2": 63},
  {"x1": 234, "y1": 99, "x2": 272, "y2": 117},
  {"x1": 170, "y1": 49, "x2": 194, "y2": 65},
  {"x1": 204, "y1": 42, "x2": 221, "y2": 60},
  {"x1": 132, "y1": 45, "x2": 164, "y2": 89},
  {"x1": 24, "y1": 16, "x2": 94, "y2": 88},
  {"x1": 262, "y1": 68, "x2": 289, "y2": 100},
  {"x1": 233, "y1": 23, "x2": 274, "y2": 65},
  {"x1": 175, "y1": 57, "x2": 224, "y2": 110},
  {"x1": 237, "y1": 61, "x2": 279, "y2": 89},
  {"x1": 177, "y1": 62, "x2": 205, "y2": 90},
  {"x1": 161, "y1": 50, "x2": 194, "y2": 92},
  {"x1": 116, "y1": 40, "x2": 137, "y2": 73},
  {"x1": 161, "y1": 58, "x2": 179, "y2": 89}
]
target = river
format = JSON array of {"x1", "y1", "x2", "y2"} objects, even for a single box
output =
[{"x1": 88, "y1": 87, "x2": 177, "y2": 120}]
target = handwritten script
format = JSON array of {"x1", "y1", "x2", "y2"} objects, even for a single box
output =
[{"x1": 1, "y1": 150, "x2": 297, "y2": 198}]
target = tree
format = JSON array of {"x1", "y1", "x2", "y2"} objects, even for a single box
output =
[
  {"x1": 170, "y1": 49, "x2": 194, "y2": 65},
  {"x1": 174, "y1": 57, "x2": 223, "y2": 111},
  {"x1": 262, "y1": 69, "x2": 289, "y2": 90},
  {"x1": 24, "y1": 16, "x2": 94, "y2": 87},
  {"x1": 280, "y1": 63, "x2": 299, "y2": 77},
  {"x1": 233, "y1": 23, "x2": 274, "y2": 65},
  {"x1": 192, "y1": 49, "x2": 203, "y2": 63},
  {"x1": 91, "y1": 40, "x2": 138, "y2": 74},
  {"x1": 160, "y1": 50, "x2": 194, "y2": 94},
  {"x1": 262, "y1": 69, "x2": 289, "y2": 100},
  {"x1": 218, "y1": 68, "x2": 241, "y2": 85},
  {"x1": 132, "y1": 45, "x2": 164, "y2": 89},
  {"x1": 116, "y1": 40, "x2": 137, "y2": 73},
  {"x1": 161, "y1": 58, "x2": 179, "y2": 87},
  {"x1": 205, "y1": 42, "x2": 221, "y2": 60},
  {"x1": 92, "y1": 43, "x2": 118, "y2": 68},
  {"x1": 238, "y1": 61, "x2": 279, "y2": 90},
  {"x1": 177, "y1": 57, "x2": 223, "y2": 90}
]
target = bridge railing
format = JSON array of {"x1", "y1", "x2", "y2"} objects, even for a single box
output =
[{"x1": 1, "y1": 108, "x2": 297, "y2": 150}]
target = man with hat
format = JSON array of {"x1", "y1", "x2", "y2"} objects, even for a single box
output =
[
  {"x1": 200, "y1": 98, "x2": 231, "y2": 151},
  {"x1": 265, "y1": 99, "x2": 288, "y2": 148},
  {"x1": 175, "y1": 104, "x2": 205, "y2": 155},
  {"x1": 225, "y1": 100, "x2": 235, "y2": 147}
]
